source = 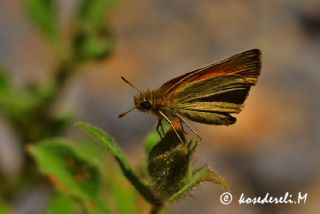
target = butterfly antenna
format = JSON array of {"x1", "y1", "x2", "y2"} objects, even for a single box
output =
[
  {"x1": 119, "y1": 107, "x2": 135, "y2": 118},
  {"x1": 121, "y1": 76, "x2": 142, "y2": 93}
]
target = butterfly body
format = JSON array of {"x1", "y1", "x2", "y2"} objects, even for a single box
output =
[
  {"x1": 134, "y1": 90, "x2": 176, "y2": 119},
  {"x1": 120, "y1": 49, "x2": 262, "y2": 142}
]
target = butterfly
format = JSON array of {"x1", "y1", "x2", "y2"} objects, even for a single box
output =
[{"x1": 119, "y1": 49, "x2": 261, "y2": 143}]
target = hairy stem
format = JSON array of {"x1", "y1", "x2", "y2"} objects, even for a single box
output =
[{"x1": 150, "y1": 202, "x2": 163, "y2": 214}]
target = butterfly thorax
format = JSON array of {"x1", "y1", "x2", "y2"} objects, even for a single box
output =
[{"x1": 134, "y1": 89, "x2": 174, "y2": 116}]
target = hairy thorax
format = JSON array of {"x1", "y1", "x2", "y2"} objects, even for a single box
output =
[{"x1": 133, "y1": 89, "x2": 175, "y2": 118}]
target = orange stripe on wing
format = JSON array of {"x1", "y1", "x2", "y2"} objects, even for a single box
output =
[{"x1": 188, "y1": 69, "x2": 236, "y2": 82}]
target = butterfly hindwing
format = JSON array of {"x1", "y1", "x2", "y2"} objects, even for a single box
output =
[{"x1": 177, "y1": 109, "x2": 237, "y2": 125}]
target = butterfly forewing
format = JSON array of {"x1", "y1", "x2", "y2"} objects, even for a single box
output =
[
  {"x1": 158, "y1": 49, "x2": 260, "y2": 96},
  {"x1": 177, "y1": 109, "x2": 237, "y2": 125},
  {"x1": 157, "y1": 49, "x2": 261, "y2": 126}
]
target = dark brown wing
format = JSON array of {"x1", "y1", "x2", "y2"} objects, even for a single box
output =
[
  {"x1": 158, "y1": 49, "x2": 261, "y2": 97},
  {"x1": 159, "y1": 49, "x2": 261, "y2": 125}
]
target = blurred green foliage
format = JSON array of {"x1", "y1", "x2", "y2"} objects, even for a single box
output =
[
  {"x1": 0, "y1": 0, "x2": 116, "y2": 142},
  {"x1": 77, "y1": 0, "x2": 115, "y2": 24},
  {"x1": 0, "y1": 0, "x2": 117, "y2": 213},
  {"x1": 46, "y1": 193, "x2": 82, "y2": 214},
  {"x1": 29, "y1": 130, "x2": 142, "y2": 213},
  {"x1": 0, "y1": 199, "x2": 12, "y2": 214},
  {"x1": 73, "y1": 0, "x2": 115, "y2": 61},
  {"x1": 0, "y1": 0, "x2": 228, "y2": 213},
  {"x1": 23, "y1": 0, "x2": 59, "y2": 43},
  {"x1": 29, "y1": 139, "x2": 109, "y2": 213},
  {"x1": 0, "y1": 67, "x2": 43, "y2": 123}
]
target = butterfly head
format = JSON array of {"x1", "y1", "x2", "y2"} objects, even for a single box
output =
[
  {"x1": 134, "y1": 92, "x2": 153, "y2": 112},
  {"x1": 119, "y1": 77, "x2": 154, "y2": 118}
]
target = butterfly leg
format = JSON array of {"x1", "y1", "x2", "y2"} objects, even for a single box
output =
[
  {"x1": 159, "y1": 111, "x2": 185, "y2": 144},
  {"x1": 156, "y1": 119, "x2": 164, "y2": 138},
  {"x1": 180, "y1": 119, "x2": 187, "y2": 134},
  {"x1": 160, "y1": 121, "x2": 165, "y2": 135},
  {"x1": 175, "y1": 113, "x2": 202, "y2": 141}
]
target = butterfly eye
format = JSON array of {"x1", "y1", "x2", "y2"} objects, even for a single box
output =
[{"x1": 140, "y1": 100, "x2": 152, "y2": 110}]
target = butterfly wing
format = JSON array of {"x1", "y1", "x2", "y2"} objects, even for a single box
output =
[{"x1": 158, "y1": 49, "x2": 261, "y2": 125}]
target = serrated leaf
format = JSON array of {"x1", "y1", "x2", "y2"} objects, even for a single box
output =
[
  {"x1": 169, "y1": 165, "x2": 229, "y2": 201},
  {"x1": 28, "y1": 139, "x2": 109, "y2": 213},
  {"x1": 46, "y1": 193, "x2": 82, "y2": 214},
  {"x1": 23, "y1": 0, "x2": 59, "y2": 42},
  {"x1": 76, "y1": 122, "x2": 159, "y2": 205}
]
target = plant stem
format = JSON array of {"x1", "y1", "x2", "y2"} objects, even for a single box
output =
[{"x1": 150, "y1": 202, "x2": 163, "y2": 214}]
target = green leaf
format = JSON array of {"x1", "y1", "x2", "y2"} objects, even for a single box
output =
[
  {"x1": 145, "y1": 132, "x2": 161, "y2": 154},
  {"x1": 76, "y1": 122, "x2": 160, "y2": 205},
  {"x1": 23, "y1": 0, "x2": 59, "y2": 42},
  {"x1": 0, "y1": 68, "x2": 40, "y2": 122},
  {"x1": 42, "y1": 115, "x2": 74, "y2": 137},
  {"x1": 0, "y1": 89, "x2": 38, "y2": 119},
  {"x1": 76, "y1": 122, "x2": 125, "y2": 165},
  {"x1": 0, "y1": 199, "x2": 12, "y2": 214},
  {"x1": 76, "y1": 0, "x2": 115, "y2": 26},
  {"x1": 74, "y1": 140, "x2": 108, "y2": 169},
  {"x1": 169, "y1": 165, "x2": 229, "y2": 201},
  {"x1": 0, "y1": 66, "x2": 10, "y2": 90},
  {"x1": 28, "y1": 139, "x2": 110, "y2": 213},
  {"x1": 76, "y1": 140, "x2": 138, "y2": 214},
  {"x1": 107, "y1": 174, "x2": 137, "y2": 214},
  {"x1": 73, "y1": 0, "x2": 115, "y2": 60},
  {"x1": 73, "y1": 30, "x2": 114, "y2": 60},
  {"x1": 78, "y1": 140, "x2": 139, "y2": 214},
  {"x1": 46, "y1": 193, "x2": 82, "y2": 214}
]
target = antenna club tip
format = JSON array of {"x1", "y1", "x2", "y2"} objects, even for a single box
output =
[
  {"x1": 118, "y1": 107, "x2": 135, "y2": 118},
  {"x1": 120, "y1": 76, "x2": 142, "y2": 93}
]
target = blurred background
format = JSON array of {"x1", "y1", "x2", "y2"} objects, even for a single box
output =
[{"x1": 1, "y1": 0, "x2": 320, "y2": 213}]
